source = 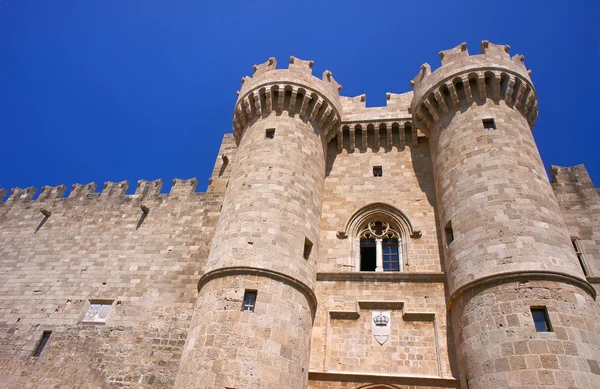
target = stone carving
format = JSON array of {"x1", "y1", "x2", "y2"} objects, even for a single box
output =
[
  {"x1": 358, "y1": 221, "x2": 400, "y2": 240},
  {"x1": 83, "y1": 303, "x2": 111, "y2": 323},
  {"x1": 372, "y1": 311, "x2": 391, "y2": 345}
]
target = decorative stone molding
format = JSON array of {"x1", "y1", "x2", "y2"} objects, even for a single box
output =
[
  {"x1": 316, "y1": 272, "x2": 445, "y2": 282},
  {"x1": 342, "y1": 202, "x2": 420, "y2": 241},
  {"x1": 447, "y1": 270, "x2": 597, "y2": 308},
  {"x1": 307, "y1": 372, "x2": 459, "y2": 387}
]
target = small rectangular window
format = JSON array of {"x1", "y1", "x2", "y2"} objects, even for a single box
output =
[
  {"x1": 373, "y1": 166, "x2": 382, "y2": 177},
  {"x1": 531, "y1": 307, "x2": 552, "y2": 332},
  {"x1": 242, "y1": 290, "x2": 257, "y2": 312},
  {"x1": 482, "y1": 118, "x2": 496, "y2": 131},
  {"x1": 571, "y1": 238, "x2": 588, "y2": 276},
  {"x1": 266, "y1": 128, "x2": 275, "y2": 139},
  {"x1": 303, "y1": 238, "x2": 313, "y2": 260},
  {"x1": 444, "y1": 220, "x2": 454, "y2": 246},
  {"x1": 33, "y1": 331, "x2": 52, "y2": 357}
]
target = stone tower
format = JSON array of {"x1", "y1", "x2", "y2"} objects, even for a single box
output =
[
  {"x1": 411, "y1": 41, "x2": 600, "y2": 388},
  {"x1": 175, "y1": 57, "x2": 342, "y2": 389}
]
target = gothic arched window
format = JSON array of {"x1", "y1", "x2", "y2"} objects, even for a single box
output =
[
  {"x1": 358, "y1": 221, "x2": 402, "y2": 272},
  {"x1": 340, "y1": 202, "x2": 421, "y2": 273}
]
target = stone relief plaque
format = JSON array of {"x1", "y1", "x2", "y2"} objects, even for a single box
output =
[
  {"x1": 83, "y1": 303, "x2": 111, "y2": 323},
  {"x1": 372, "y1": 310, "x2": 390, "y2": 345}
]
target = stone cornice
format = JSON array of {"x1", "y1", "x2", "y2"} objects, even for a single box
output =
[
  {"x1": 586, "y1": 276, "x2": 600, "y2": 284},
  {"x1": 448, "y1": 270, "x2": 596, "y2": 308},
  {"x1": 316, "y1": 271, "x2": 445, "y2": 283},
  {"x1": 308, "y1": 371, "x2": 458, "y2": 387},
  {"x1": 198, "y1": 266, "x2": 318, "y2": 314}
]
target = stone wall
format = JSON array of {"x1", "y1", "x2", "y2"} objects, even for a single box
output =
[
  {"x1": 319, "y1": 136, "x2": 441, "y2": 273},
  {"x1": 0, "y1": 134, "x2": 236, "y2": 388},
  {"x1": 551, "y1": 165, "x2": 600, "y2": 294},
  {"x1": 452, "y1": 280, "x2": 600, "y2": 389},
  {"x1": 310, "y1": 134, "x2": 457, "y2": 386}
]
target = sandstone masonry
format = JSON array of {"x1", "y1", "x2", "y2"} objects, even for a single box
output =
[{"x1": 0, "y1": 41, "x2": 599, "y2": 389}]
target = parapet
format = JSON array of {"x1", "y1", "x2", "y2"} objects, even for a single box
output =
[
  {"x1": 0, "y1": 177, "x2": 202, "y2": 206},
  {"x1": 411, "y1": 41, "x2": 538, "y2": 136},
  {"x1": 232, "y1": 56, "x2": 343, "y2": 144},
  {"x1": 101, "y1": 181, "x2": 129, "y2": 198},
  {"x1": 6, "y1": 187, "x2": 36, "y2": 202},
  {"x1": 38, "y1": 185, "x2": 67, "y2": 201},
  {"x1": 550, "y1": 164, "x2": 595, "y2": 188},
  {"x1": 133, "y1": 179, "x2": 163, "y2": 198}
]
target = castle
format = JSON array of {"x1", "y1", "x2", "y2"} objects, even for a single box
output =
[{"x1": 0, "y1": 41, "x2": 599, "y2": 389}]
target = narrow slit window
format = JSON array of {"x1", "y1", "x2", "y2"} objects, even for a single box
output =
[
  {"x1": 482, "y1": 118, "x2": 496, "y2": 131},
  {"x1": 303, "y1": 238, "x2": 313, "y2": 260},
  {"x1": 444, "y1": 220, "x2": 454, "y2": 246},
  {"x1": 33, "y1": 331, "x2": 52, "y2": 357},
  {"x1": 373, "y1": 166, "x2": 382, "y2": 177},
  {"x1": 531, "y1": 307, "x2": 552, "y2": 332},
  {"x1": 571, "y1": 238, "x2": 588, "y2": 276},
  {"x1": 242, "y1": 290, "x2": 257, "y2": 312},
  {"x1": 266, "y1": 128, "x2": 275, "y2": 139}
]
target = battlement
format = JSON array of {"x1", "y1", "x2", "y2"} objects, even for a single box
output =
[
  {"x1": 0, "y1": 177, "x2": 202, "y2": 205},
  {"x1": 232, "y1": 56, "x2": 343, "y2": 145},
  {"x1": 339, "y1": 91, "x2": 413, "y2": 122},
  {"x1": 551, "y1": 164, "x2": 596, "y2": 188},
  {"x1": 332, "y1": 91, "x2": 419, "y2": 153},
  {"x1": 411, "y1": 41, "x2": 538, "y2": 135}
]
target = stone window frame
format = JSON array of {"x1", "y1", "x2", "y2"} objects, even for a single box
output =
[
  {"x1": 339, "y1": 202, "x2": 421, "y2": 273},
  {"x1": 357, "y1": 221, "x2": 402, "y2": 272}
]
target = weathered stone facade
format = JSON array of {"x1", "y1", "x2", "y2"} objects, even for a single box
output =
[{"x1": 0, "y1": 41, "x2": 598, "y2": 389}]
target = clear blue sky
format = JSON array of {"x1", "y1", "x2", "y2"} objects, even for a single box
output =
[{"x1": 0, "y1": 0, "x2": 598, "y2": 196}]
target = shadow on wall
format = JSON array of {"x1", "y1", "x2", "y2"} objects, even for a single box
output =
[{"x1": 409, "y1": 135, "x2": 461, "y2": 380}]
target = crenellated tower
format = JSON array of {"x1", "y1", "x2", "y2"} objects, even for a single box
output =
[
  {"x1": 175, "y1": 56, "x2": 342, "y2": 389},
  {"x1": 411, "y1": 41, "x2": 600, "y2": 388}
]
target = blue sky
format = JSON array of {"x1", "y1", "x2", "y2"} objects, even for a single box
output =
[{"x1": 0, "y1": 0, "x2": 597, "y2": 196}]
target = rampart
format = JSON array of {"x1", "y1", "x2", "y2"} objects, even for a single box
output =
[{"x1": 0, "y1": 134, "x2": 236, "y2": 388}]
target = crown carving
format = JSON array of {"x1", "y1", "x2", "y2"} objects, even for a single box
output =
[{"x1": 373, "y1": 313, "x2": 389, "y2": 326}]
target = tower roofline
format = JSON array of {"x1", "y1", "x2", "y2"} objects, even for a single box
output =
[
  {"x1": 232, "y1": 56, "x2": 343, "y2": 145},
  {"x1": 410, "y1": 41, "x2": 538, "y2": 136}
]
